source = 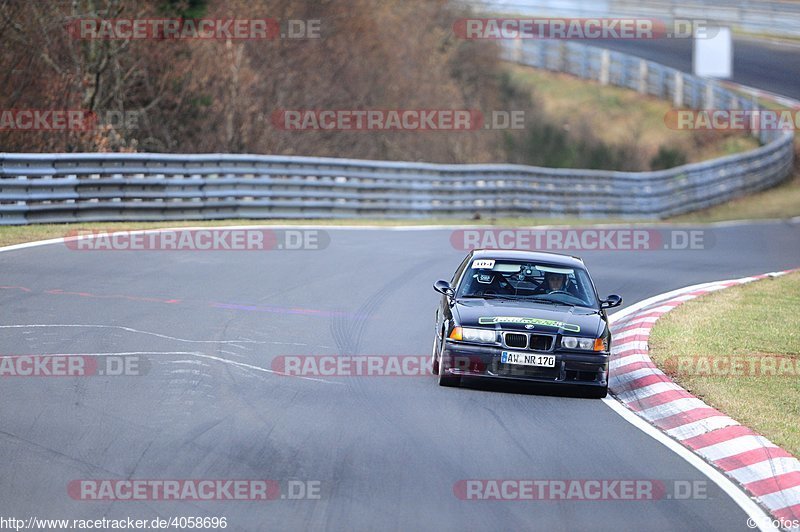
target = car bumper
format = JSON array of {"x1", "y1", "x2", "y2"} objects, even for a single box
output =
[{"x1": 442, "y1": 340, "x2": 609, "y2": 388}]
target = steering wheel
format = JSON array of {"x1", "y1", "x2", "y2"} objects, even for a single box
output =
[{"x1": 548, "y1": 290, "x2": 571, "y2": 296}]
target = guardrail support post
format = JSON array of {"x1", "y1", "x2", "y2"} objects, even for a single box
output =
[
  {"x1": 512, "y1": 38, "x2": 522, "y2": 63},
  {"x1": 638, "y1": 60, "x2": 648, "y2": 94},
  {"x1": 599, "y1": 49, "x2": 610, "y2": 86},
  {"x1": 674, "y1": 72, "x2": 684, "y2": 107},
  {"x1": 704, "y1": 82, "x2": 715, "y2": 109}
]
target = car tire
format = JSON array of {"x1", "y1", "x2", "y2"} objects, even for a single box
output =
[{"x1": 438, "y1": 349, "x2": 461, "y2": 387}]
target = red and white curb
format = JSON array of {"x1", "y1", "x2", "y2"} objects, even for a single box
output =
[{"x1": 608, "y1": 270, "x2": 800, "y2": 529}]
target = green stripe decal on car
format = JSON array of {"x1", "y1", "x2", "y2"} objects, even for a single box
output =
[{"x1": 477, "y1": 316, "x2": 581, "y2": 333}]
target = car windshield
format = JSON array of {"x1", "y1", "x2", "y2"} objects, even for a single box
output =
[{"x1": 456, "y1": 259, "x2": 599, "y2": 308}]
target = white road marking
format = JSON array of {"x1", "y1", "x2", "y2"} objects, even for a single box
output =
[
  {"x1": 3, "y1": 350, "x2": 343, "y2": 385},
  {"x1": 602, "y1": 398, "x2": 778, "y2": 531},
  {"x1": 605, "y1": 275, "x2": 796, "y2": 531}
]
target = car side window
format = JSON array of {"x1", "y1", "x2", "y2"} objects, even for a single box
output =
[{"x1": 451, "y1": 253, "x2": 472, "y2": 285}]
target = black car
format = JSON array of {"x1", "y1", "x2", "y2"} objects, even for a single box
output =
[{"x1": 432, "y1": 249, "x2": 622, "y2": 398}]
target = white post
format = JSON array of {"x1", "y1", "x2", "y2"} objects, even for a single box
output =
[
  {"x1": 638, "y1": 60, "x2": 648, "y2": 95},
  {"x1": 512, "y1": 38, "x2": 522, "y2": 63},
  {"x1": 704, "y1": 82, "x2": 715, "y2": 109},
  {"x1": 599, "y1": 49, "x2": 610, "y2": 86},
  {"x1": 674, "y1": 72, "x2": 684, "y2": 107}
]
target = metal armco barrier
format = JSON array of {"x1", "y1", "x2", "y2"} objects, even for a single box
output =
[
  {"x1": 459, "y1": 0, "x2": 800, "y2": 39},
  {"x1": 0, "y1": 40, "x2": 794, "y2": 224}
]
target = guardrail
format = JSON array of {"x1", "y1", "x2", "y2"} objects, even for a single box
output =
[
  {"x1": 460, "y1": 0, "x2": 800, "y2": 38},
  {"x1": 503, "y1": 39, "x2": 787, "y2": 145},
  {"x1": 0, "y1": 40, "x2": 794, "y2": 224}
]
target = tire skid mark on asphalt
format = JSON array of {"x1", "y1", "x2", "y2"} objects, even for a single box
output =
[
  {"x1": 329, "y1": 262, "x2": 425, "y2": 373},
  {"x1": 1, "y1": 350, "x2": 342, "y2": 385},
  {"x1": 327, "y1": 261, "x2": 475, "y2": 472},
  {"x1": 0, "y1": 427, "x2": 123, "y2": 479},
  {"x1": 326, "y1": 262, "x2": 531, "y2": 532},
  {"x1": 189, "y1": 352, "x2": 343, "y2": 385},
  {"x1": 0, "y1": 285, "x2": 357, "y2": 322},
  {"x1": 478, "y1": 405, "x2": 536, "y2": 463},
  {"x1": 329, "y1": 280, "x2": 396, "y2": 358},
  {"x1": 0, "y1": 324, "x2": 326, "y2": 348}
]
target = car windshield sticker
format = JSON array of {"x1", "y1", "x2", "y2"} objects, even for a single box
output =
[
  {"x1": 478, "y1": 316, "x2": 581, "y2": 333},
  {"x1": 472, "y1": 259, "x2": 495, "y2": 269},
  {"x1": 536, "y1": 265, "x2": 574, "y2": 275},
  {"x1": 476, "y1": 273, "x2": 494, "y2": 284}
]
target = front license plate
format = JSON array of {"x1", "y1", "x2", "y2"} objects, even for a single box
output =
[{"x1": 501, "y1": 351, "x2": 556, "y2": 368}]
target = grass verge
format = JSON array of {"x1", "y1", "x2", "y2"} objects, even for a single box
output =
[
  {"x1": 508, "y1": 65, "x2": 761, "y2": 166},
  {"x1": 648, "y1": 271, "x2": 800, "y2": 457},
  {"x1": 508, "y1": 63, "x2": 799, "y2": 222}
]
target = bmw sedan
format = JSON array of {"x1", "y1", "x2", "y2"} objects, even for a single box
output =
[{"x1": 432, "y1": 249, "x2": 622, "y2": 398}]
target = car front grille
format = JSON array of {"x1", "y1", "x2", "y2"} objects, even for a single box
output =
[
  {"x1": 504, "y1": 333, "x2": 527, "y2": 349},
  {"x1": 502, "y1": 332, "x2": 553, "y2": 351},
  {"x1": 529, "y1": 334, "x2": 552, "y2": 351}
]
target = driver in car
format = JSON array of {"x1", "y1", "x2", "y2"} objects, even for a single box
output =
[{"x1": 538, "y1": 272, "x2": 567, "y2": 293}]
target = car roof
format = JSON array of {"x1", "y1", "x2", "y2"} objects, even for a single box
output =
[{"x1": 470, "y1": 249, "x2": 586, "y2": 268}]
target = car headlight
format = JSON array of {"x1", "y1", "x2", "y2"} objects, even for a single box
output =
[
  {"x1": 561, "y1": 336, "x2": 606, "y2": 351},
  {"x1": 449, "y1": 327, "x2": 496, "y2": 344}
]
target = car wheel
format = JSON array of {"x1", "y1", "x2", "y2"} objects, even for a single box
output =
[{"x1": 438, "y1": 350, "x2": 461, "y2": 387}]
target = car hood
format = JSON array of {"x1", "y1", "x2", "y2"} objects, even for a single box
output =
[{"x1": 453, "y1": 299, "x2": 604, "y2": 337}]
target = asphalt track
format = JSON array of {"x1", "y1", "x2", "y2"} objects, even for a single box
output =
[
  {"x1": 591, "y1": 37, "x2": 800, "y2": 101},
  {"x1": 1, "y1": 221, "x2": 799, "y2": 531}
]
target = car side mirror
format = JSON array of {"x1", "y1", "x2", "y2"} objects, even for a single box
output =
[
  {"x1": 433, "y1": 280, "x2": 454, "y2": 297},
  {"x1": 601, "y1": 294, "x2": 622, "y2": 309}
]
